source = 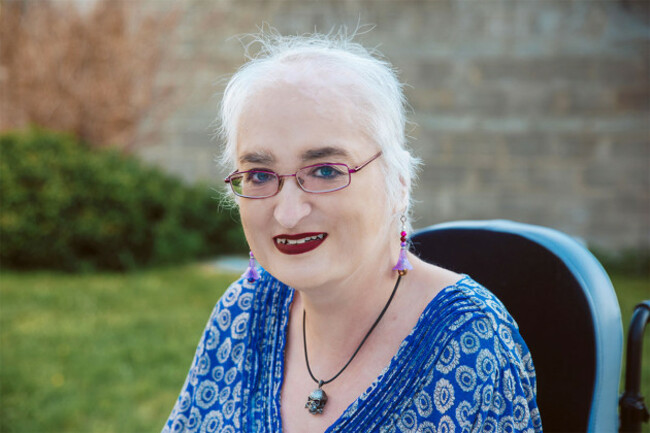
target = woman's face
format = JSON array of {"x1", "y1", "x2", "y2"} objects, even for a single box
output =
[{"x1": 235, "y1": 78, "x2": 397, "y2": 290}]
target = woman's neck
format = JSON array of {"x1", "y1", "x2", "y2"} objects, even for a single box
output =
[{"x1": 292, "y1": 255, "x2": 405, "y2": 370}]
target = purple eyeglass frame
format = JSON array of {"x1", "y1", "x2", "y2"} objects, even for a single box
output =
[{"x1": 225, "y1": 151, "x2": 382, "y2": 199}]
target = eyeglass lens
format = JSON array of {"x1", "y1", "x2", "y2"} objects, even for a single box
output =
[{"x1": 229, "y1": 163, "x2": 351, "y2": 198}]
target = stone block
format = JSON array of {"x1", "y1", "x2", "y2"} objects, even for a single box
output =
[
  {"x1": 504, "y1": 133, "x2": 550, "y2": 157},
  {"x1": 582, "y1": 157, "x2": 648, "y2": 191},
  {"x1": 406, "y1": 87, "x2": 457, "y2": 112},
  {"x1": 550, "y1": 133, "x2": 600, "y2": 159},
  {"x1": 454, "y1": 87, "x2": 509, "y2": 116},
  {"x1": 528, "y1": 163, "x2": 582, "y2": 194},
  {"x1": 416, "y1": 60, "x2": 454, "y2": 87},
  {"x1": 418, "y1": 162, "x2": 472, "y2": 186},
  {"x1": 616, "y1": 88, "x2": 650, "y2": 111}
]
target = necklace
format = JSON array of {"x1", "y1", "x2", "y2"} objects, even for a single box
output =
[{"x1": 302, "y1": 275, "x2": 403, "y2": 415}]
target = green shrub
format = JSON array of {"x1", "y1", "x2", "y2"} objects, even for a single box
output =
[{"x1": 0, "y1": 128, "x2": 247, "y2": 271}]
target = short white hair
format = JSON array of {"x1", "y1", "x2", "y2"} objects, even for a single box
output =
[{"x1": 218, "y1": 28, "x2": 421, "y2": 230}]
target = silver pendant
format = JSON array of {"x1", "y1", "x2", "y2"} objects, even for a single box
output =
[{"x1": 305, "y1": 382, "x2": 328, "y2": 415}]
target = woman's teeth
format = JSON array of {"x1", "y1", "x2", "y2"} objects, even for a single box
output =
[{"x1": 275, "y1": 234, "x2": 325, "y2": 245}]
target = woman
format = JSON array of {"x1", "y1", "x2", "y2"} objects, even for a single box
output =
[{"x1": 163, "y1": 31, "x2": 542, "y2": 433}]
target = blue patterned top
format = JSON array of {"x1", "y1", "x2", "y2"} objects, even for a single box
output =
[{"x1": 162, "y1": 271, "x2": 542, "y2": 432}]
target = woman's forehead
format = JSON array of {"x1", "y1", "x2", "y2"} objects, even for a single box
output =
[
  {"x1": 243, "y1": 79, "x2": 360, "y2": 118},
  {"x1": 236, "y1": 82, "x2": 374, "y2": 164},
  {"x1": 240, "y1": 60, "x2": 371, "y2": 123}
]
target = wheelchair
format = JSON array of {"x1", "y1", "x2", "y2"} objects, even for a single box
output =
[{"x1": 411, "y1": 220, "x2": 649, "y2": 432}]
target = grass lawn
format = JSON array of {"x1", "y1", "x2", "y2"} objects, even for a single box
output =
[
  {"x1": 1, "y1": 265, "x2": 648, "y2": 433},
  {"x1": 0, "y1": 265, "x2": 239, "y2": 433}
]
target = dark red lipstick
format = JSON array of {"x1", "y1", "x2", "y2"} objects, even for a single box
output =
[{"x1": 273, "y1": 232, "x2": 327, "y2": 255}]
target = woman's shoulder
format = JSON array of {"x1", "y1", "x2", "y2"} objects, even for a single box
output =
[
  {"x1": 410, "y1": 276, "x2": 541, "y2": 431},
  {"x1": 214, "y1": 274, "x2": 258, "y2": 314},
  {"x1": 213, "y1": 268, "x2": 288, "y2": 310},
  {"x1": 430, "y1": 276, "x2": 538, "y2": 395},
  {"x1": 459, "y1": 276, "x2": 518, "y2": 325},
  {"x1": 431, "y1": 275, "x2": 521, "y2": 333},
  {"x1": 207, "y1": 270, "x2": 290, "y2": 337},
  {"x1": 410, "y1": 262, "x2": 518, "y2": 334},
  {"x1": 416, "y1": 274, "x2": 534, "y2": 379},
  {"x1": 161, "y1": 271, "x2": 293, "y2": 432}
]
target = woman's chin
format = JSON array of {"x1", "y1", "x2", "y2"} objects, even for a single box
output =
[
  {"x1": 266, "y1": 261, "x2": 335, "y2": 291},
  {"x1": 274, "y1": 272, "x2": 323, "y2": 291}
]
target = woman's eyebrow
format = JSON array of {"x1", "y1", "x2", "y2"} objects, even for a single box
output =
[
  {"x1": 301, "y1": 146, "x2": 350, "y2": 161},
  {"x1": 239, "y1": 151, "x2": 275, "y2": 165}
]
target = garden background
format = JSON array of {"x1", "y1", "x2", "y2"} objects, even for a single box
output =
[{"x1": 1, "y1": 0, "x2": 648, "y2": 432}]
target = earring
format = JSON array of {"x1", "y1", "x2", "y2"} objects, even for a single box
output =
[
  {"x1": 244, "y1": 251, "x2": 260, "y2": 282},
  {"x1": 392, "y1": 215, "x2": 413, "y2": 276}
]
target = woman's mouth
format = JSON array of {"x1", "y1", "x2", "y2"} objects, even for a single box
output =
[{"x1": 273, "y1": 233, "x2": 327, "y2": 255}]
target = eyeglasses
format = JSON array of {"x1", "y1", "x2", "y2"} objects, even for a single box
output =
[{"x1": 225, "y1": 152, "x2": 382, "y2": 199}]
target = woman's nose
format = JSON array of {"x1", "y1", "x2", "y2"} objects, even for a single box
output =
[{"x1": 272, "y1": 177, "x2": 312, "y2": 229}]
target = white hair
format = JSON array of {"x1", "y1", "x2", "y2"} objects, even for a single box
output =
[{"x1": 218, "y1": 28, "x2": 421, "y2": 230}]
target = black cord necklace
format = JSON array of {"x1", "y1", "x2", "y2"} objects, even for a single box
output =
[{"x1": 302, "y1": 274, "x2": 403, "y2": 415}]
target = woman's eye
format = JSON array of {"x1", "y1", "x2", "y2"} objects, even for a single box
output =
[
  {"x1": 247, "y1": 171, "x2": 275, "y2": 184},
  {"x1": 312, "y1": 165, "x2": 343, "y2": 178}
]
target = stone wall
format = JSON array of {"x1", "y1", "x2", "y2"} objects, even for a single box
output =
[{"x1": 137, "y1": 0, "x2": 649, "y2": 251}]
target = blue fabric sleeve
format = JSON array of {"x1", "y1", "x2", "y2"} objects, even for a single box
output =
[
  {"x1": 401, "y1": 315, "x2": 541, "y2": 432},
  {"x1": 162, "y1": 278, "x2": 249, "y2": 433}
]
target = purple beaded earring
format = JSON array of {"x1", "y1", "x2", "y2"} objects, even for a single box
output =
[
  {"x1": 243, "y1": 251, "x2": 260, "y2": 282},
  {"x1": 392, "y1": 215, "x2": 413, "y2": 276}
]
